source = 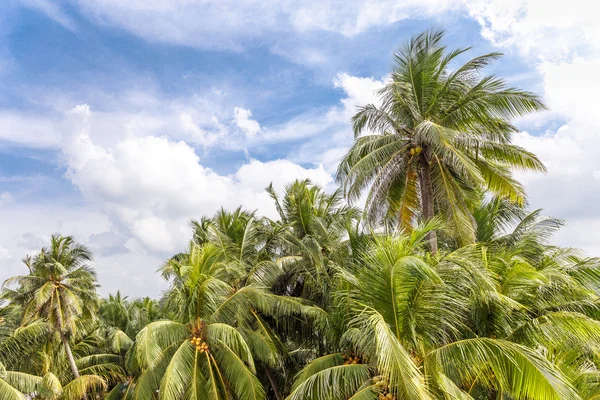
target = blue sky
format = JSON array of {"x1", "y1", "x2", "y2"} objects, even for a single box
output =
[{"x1": 1, "y1": 0, "x2": 598, "y2": 297}]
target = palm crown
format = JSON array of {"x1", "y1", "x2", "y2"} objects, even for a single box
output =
[{"x1": 337, "y1": 29, "x2": 546, "y2": 252}]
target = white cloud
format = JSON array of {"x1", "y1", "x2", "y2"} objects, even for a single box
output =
[
  {"x1": 0, "y1": 112, "x2": 62, "y2": 148},
  {"x1": 289, "y1": 0, "x2": 460, "y2": 36},
  {"x1": 539, "y1": 57, "x2": 600, "y2": 122},
  {"x1": 331, "y1": 73, "x2": 385, "y2": 121},
  {"x1": 234, "y1": 107, "x2": 261, "y2": 138},
  {"x1": 463, "y1": 0, "x2": 600, "y2": 255},
  {"x1": 60, "y1": 104, "x2": 332, "y2": 254},
  {"x1": 466, "y1": 0, "x2": 599, "y2": 60},
  {"x1": 236, "y1": 160, "x2": 322, "y2": 191},
  {"x1": 0, "y1": 89, "x2": 262, "y2": 151},
  {"x1": 179, "y1": 113, "x2": 225, "y2": 147},
  {"x1": 64, "y1": 0, "x2": 462, "y2": 51},
  {"x1": 132, "y1": 217, "x2": 174, "y2": 254},
  {"x1": 0, "y1": 100, "x2": 335, "y2": 296}
]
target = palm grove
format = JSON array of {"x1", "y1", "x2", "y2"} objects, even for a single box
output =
[{"x1": 2, "y1": 30, "x2": 599, "y2": 400}]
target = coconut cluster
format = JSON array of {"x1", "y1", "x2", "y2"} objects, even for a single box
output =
[
  {"x1": 373, "y1": 377, "x2": 395, "y2": 400},
  {"x1": 409, "y1": 146, "x2": 423, "y2": 156},
  {"x1": 190, "y1": 337, "x2": 209, "y2": 353},
  {"x1": 343, "y1": 355, "x2": 362, "y2": 365}
]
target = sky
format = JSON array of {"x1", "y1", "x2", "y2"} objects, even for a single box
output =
[{"x1": 0, "y1": 0, "x2": 598, "y2": 297}]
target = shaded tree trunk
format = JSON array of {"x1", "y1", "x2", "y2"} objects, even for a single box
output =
[
  {"x1": 265, "y1": 366, "x2": 283, "y2": 400},
  {"x1": 419, "y1": 160, "x2": 438, "y2": 254}
]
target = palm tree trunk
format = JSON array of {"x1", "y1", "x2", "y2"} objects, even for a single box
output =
[
  {"x1": 61, "y1": 332, "x2": 80, "y2": 378},
  {"x1": 265, "y1": 366, "x2": 283, "y2": 400},
  {"x1": 60, "y1": 332, "x2": 89, "y2": 400},
  {"x1": 419, "y1": 161, "x2": 438, "y2": 254}
]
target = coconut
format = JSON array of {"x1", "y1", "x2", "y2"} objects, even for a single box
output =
[
  {"x1": 415, "y1": 146, "x2": 422, "y2": 154},
  {"x1": 410, "y1": 148, "x2": 416, "y2": 156}
]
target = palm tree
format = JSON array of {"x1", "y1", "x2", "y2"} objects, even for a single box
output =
[
  {"x1": 2, "y1": 235, "x2": 99, "y2": 389},
  {"x1": 288, "y1": 219, "x2": 600, "y2": 399},
  {"x1": 337, "y1": 29, "x2": 546, "y2": 253},
  {"x1": 267, "y1": 180, "x2": 360, "y2": 306},
  {"x1": 135, "y1": 223, "x2": 325, "y2": 400}
]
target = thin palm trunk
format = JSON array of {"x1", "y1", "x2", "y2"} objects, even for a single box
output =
[
  {"x1": 61, "y1": 332, "x2": 89, "y2": 400},
  {"x1": 419, "y1": 160, "x2": 438, "y2": 254},
  {"x1": 61, "y1": 332, "x2": 80, "y2": 378}
]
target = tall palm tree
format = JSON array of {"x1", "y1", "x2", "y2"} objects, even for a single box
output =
[
  {"x1": 337, "y1": 29, "x2": 546, "y2": 253},
  {"x1": 2, "y1": 235, "x2": 99, "y2": 386}
]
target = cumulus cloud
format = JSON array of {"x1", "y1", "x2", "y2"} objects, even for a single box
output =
[
  {"x1": 0, "y1": 100, "x2": 334, "y2": 296},
  {"x1": 465, "y1": 0, "x2": 600, "y2": 255},
  {"x1": 331, "y1": 73, "x2": 385, "y2": 120},
  {"x1": 179, "y1": 113, "x2": 226, "y2": 147},
  {"x1": 466, "y1": 0, "x2": 599, "y2": 59},
  {"x1": 61, "y1": 104, "x2": 331, "y2": 255},
  {"x1": 0, "y1": 88, "x2": 267, "y2": 151}
]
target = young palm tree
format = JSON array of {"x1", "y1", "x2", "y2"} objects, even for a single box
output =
[
  {"x1": 2, "y1": 235, "x2": 99, "y2": 388},
  {"x1": 337, "y1": 29, "x2": 546, "y2": 252}
]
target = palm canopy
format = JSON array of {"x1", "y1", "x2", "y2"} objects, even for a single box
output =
[
  {"x1": 139, "y1": 203, "x2": 328, "y2": 400},
  {"x1": 3, "y1": 234, "x2": 98, "y2": 335},
  {"x1": 2, "y1": 187, "x2": 600, "y2": 399},
  {"x1": 337, "y1": 29, "x2": 546, "y2": 252},
  {"x1": 267, "y1": 180, "x2": 361, "y2": 306},
  {"x1": 289, "y1": 222, "x2": 600, "y2": 400}
]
